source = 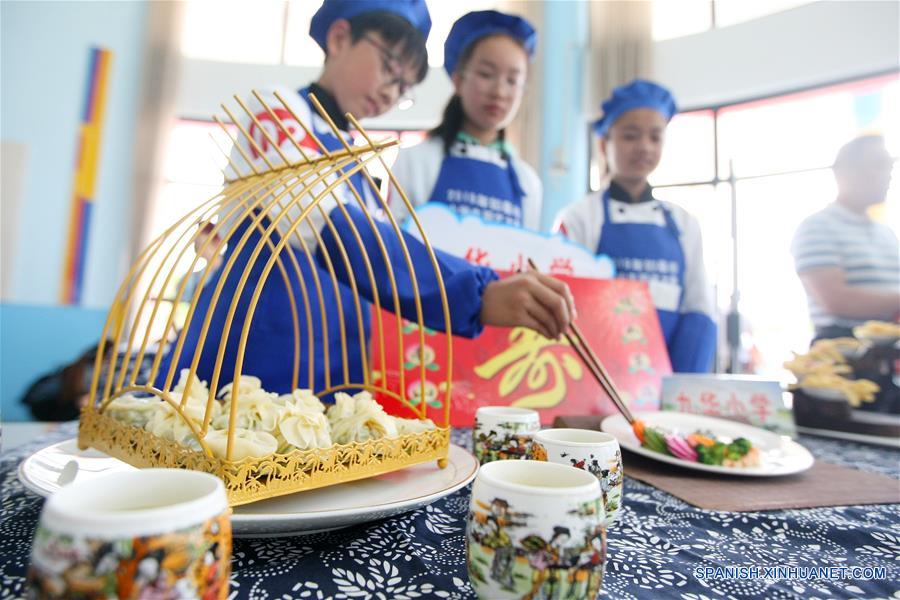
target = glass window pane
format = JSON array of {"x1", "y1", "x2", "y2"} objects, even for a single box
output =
[
  {"x1": 654, "y1": 184, "x2": 733, "y2": 314},
  {"x1": 348, "y1": 129, "x2": 425, "y2": 201},
  {"x1": 181, "y1": 0, "x2": 284, "y2": 64},
  {"x1": 653, "y1": 0, "x2": 713, "y2": 41},
  {"x1": 732, "y1": 169, "x2": 836, "y2": 376},
  {"x1": 718, "y1": 74, "x2": 900, "y2": 178},
  {"x1": 715, "y1": 0, "x2": 812, "y2": 27},
  {"x1": 150, "y1": 183, "x2": 222, "y2": 240},
  {"x1": 651, "y1": 110, "x2": 716, "y2": 186},
  {"x1": 427, "y1": 0, "x2": 497, "y2": 67},
  {"x1": 163, "y1": 120, "x2": 232, "y2": 186},
  {"x1": 655, "y1": 184, "x2": 732, "y2": 370},
  {"x1": 140, "y1": 183, "x2": 224, "y2": 347},
  {"x1": 283, "y1": 0, "x2": 325, "y2": 67}
]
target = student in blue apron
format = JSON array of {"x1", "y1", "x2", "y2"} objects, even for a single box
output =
[
  {"x1": 389, "y1": 10, "x2": 542, "y2": 230},
  {"x1": 157, "y1": 0, "x2": 575, "y2": 395},
  {"x1": 555, "y1": 79, "x2": 716, "y2": 372}
]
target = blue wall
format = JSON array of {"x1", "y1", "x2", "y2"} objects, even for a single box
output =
[
  {"x1": 538, "y1": 0, "x2": 590, "y2": 231},
  {"x1": 1, "y1": 1, "x2": 147, "y2": 419},
  {"x1": 1, "y1": 0, "x2": 147, "y2": 307},
  {"x1": 1, "y1": 304, "x2": 110, "y2": 422}
]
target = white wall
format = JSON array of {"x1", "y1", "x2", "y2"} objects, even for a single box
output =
[{"x1": 654, "y1": 0, "x2": 900, "y2": 109}]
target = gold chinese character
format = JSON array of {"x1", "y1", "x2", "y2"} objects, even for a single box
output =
[{"x1": 474, "y1": 328, "x2": 584, "y2": 408}]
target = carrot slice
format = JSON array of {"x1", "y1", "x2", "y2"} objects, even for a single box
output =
[
  {"x1": 632, "y1": 419, "x2": 646, "y2": 444},
  {"x1": 687, "y1": 433, "x2": 715, "y2": 447}
]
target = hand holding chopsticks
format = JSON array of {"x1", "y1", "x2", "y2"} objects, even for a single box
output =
[
  {"x1": 480, "y1": 265, "x2": 578, "y2": 340},
  {"x1": 526, "y1": 258, "x2": 638, "y2": 429}
]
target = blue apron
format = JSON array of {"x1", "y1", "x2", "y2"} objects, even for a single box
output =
[
  {"x1": 157, "y1": 88, "x2": 371, "y2": 394},
  {"x1": 596, "y1": 190, "x2": 685, "y2": 346},
  {"x1": 428, "y1": 138, "x2": 526, "y2": 226}
]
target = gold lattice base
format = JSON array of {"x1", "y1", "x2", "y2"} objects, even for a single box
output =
[{"x1": 78, "y1": 410, "x2": 450, "y2": 506}]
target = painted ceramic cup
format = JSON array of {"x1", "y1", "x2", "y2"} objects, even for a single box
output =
[
  {"x1": 27, "y1": 468, "x2": 231, "y2": 600},
  {"x1": 530, "y1": 428, "x2": 623, "y2": 527},
  {"x1": 467, "y1": 460, "x2": 607, "y2": 600},
  {"x1": 473, "y1": 406, "x2": 541, "y2": 464}
]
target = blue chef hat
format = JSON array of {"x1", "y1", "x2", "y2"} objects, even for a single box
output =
[
  {"x1": 309, "y1": 0, "x2": 432, "y2": 51},
  {"x1": 592, "y1": 79, "x2": 677, "y2": 137},
  {"x1": 443, "y1": 10, "x2": 537, "y2": 76}
]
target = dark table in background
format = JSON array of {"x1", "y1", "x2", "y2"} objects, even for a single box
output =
[{"x1": 2, "y1": 424, "x2": 898, "y2": 599}]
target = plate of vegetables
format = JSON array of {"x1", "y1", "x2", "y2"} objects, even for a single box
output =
[{"x1": 601, "y1": 411, "x2": 814, "y2": 476}]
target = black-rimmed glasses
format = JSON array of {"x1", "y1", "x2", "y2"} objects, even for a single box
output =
[{"x1": 361, "y1": 34, "x2": 416, "y2": 103}]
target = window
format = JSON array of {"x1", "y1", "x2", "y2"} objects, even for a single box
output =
[
  {"x1": 587, "y1": 73, "x2": 899, "y2": 377},
  {"x1": 714, "y1": 0, "x2": 813, "y2": 28},
  {"x1": 136, "y1": 120, "x2": 233, "y2": 345},
  {"x1": 181, "y1": 0, "x2": 496, "y2": 68},
  {"x1": 718, "y1": 76, "x2": 900, "y2": 177},
  {"x1": 652, "y1": 0, "x2": 815, "y2": 41},
  {"x1": 283, "y1": 1, "x2": 326, "y2": 67},
  {"x1": 181, "y1": 1, "x2": 285, "y2": 64},
  {"x1": 350, "y1": 130, "x2": 427, "y2": 198},
  {"x1": 652, "y1": 0, "x2": 713, "y2": 42},
  {"x1": 651, "y1": 110, "x2": 716, "y2": 186},
  {"x1": 147, "y1": 120, "x2": 427, "y2": 344},
  {"x1": 425, "y1": 0, "x2": 497, "y2": 67}
]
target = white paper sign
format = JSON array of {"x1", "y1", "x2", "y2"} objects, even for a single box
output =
[
  {"x1": 404, "y1": 204, "x2": 615, "y2": 278},
  {"x1": 660, "y1": 374, "x2": 796, "y2": 436}
]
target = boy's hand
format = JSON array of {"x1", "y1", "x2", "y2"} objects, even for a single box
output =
[{"x1": 479, "y1": 271, "x2": 577, "y2": 340}]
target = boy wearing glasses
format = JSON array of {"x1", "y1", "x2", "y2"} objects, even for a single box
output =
[{"x1": 159, "y1": 0, "x2": 576, "y2": 395}]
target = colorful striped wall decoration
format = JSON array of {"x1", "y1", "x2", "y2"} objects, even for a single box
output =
[{"x1": 60, "y1": 46, "x2": 113, "y2": 305}]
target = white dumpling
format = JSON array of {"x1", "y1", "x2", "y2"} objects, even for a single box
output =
[
  {"x1": 394, "y1": 417, "x2": 437, "y2": 436},
  {"x1": 214, "y1": 376, "x2": 280, "y2": 432},
  {"x1": 173, "y1": 369, "x2": 211, "y2": 402},
  {"x1": 327, "y1": 391, "x2": 397, "y2": 444},
  {"x1": 213, "y1": 394, "x2": 281, "y2": 432},
  {"x1": 144, "y1": 402, "x2": 200, "y2": 446},
  {"x1": 277, "y1": 411, "x2": 332, "y2": 452},
  {"x1": 172, "y1": 391, "x2": 221, "y2": 424},
  {"x1": 203, "y1": 428, "x2": 278, "y2": 461},
  {"x1": 276, "y1": 388, "x2": 326, "y2": 413},
  {"x1": 217, "y1": 375, "x2": 263, "y2": 400},
  {"x1": 104, "y1": 395, "x2": 162, "y2": 428},
  {"x1": 265, "y1": 390, "x2": 331, "y2": 452}
]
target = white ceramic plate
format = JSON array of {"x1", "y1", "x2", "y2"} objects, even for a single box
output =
[
  {"x1": 601, "y1": 412, "x2": 815, "y2": 477},
  {"x1": 18, "y1": 439, "x2": 478, "y2": 537}
]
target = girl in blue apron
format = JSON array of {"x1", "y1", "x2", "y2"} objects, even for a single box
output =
[
  {"x1": 390, "y1": 10, "x2": 542, "y2": 230},
  {"x1": 157, "y1": 0, "x2": 575, "y2": 395},
  {"x1": 555, "y1": 80, "x2": 717, "y2": 372}
]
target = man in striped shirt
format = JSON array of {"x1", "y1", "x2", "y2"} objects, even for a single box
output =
[{"x1": 791, "y1": 134, "x2": 899, "y2": 341}]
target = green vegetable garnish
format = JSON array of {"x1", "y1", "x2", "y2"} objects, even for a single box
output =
[{"x1": 697, "y1": 442, "x2": 727, "y2": 465}]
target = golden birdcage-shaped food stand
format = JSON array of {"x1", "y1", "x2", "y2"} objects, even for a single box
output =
[{"x1": 78, "y1": 91, "x2": 453, "y2": 506}]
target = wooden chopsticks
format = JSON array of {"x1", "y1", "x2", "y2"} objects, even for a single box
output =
[{"x1": 527, "y1": 258, "x2": 636, "y2": 425}]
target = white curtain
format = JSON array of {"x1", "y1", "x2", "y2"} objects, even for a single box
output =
[
  {"x1": 586, "y1": 0, "x2": 654, "y2": 181},
  {"x1": 499, "y1": 0, "x2": 545, "y2": 176},
  {"x1": 128, "y1": 1, "x2": 185, "y2": 264}
]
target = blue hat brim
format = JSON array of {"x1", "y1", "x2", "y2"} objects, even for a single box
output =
[
  {"x1": 443, "y1": 10, "x2": 537, "y2": 76},
  {"x1": 592, "y1": 81, "x2": 677, "y2": 136},
  {"x1": 310, "y1": 0, "x2": 432, "y2": 51}
]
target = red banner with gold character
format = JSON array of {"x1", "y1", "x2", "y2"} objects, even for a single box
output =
[{"x1": 373, "y1": 276, "x2": 671, "y2": 426}]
